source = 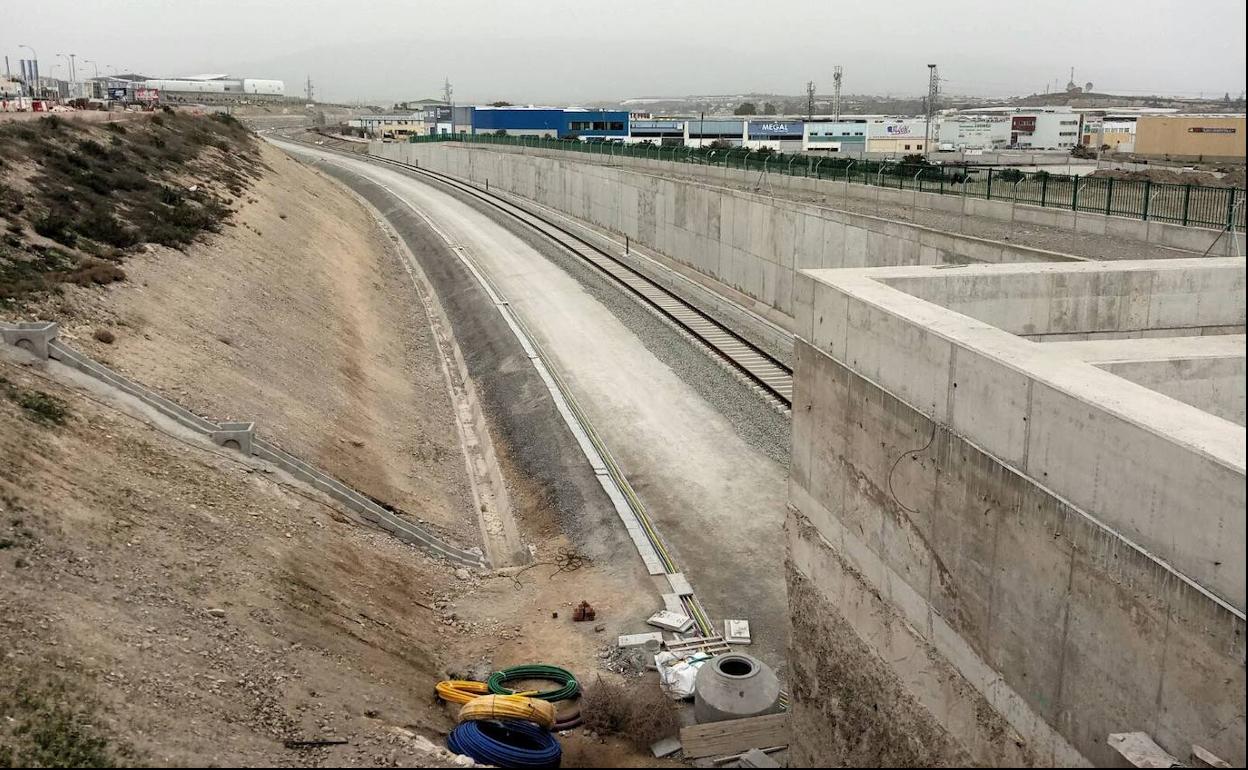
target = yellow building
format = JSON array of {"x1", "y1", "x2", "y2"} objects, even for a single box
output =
[{"x1": 1133, "y1": 115, "x2": 1245, "y2": 161}]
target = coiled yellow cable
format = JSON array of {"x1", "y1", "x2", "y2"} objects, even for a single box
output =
[
  {"x1": 436, "y1": 680, "x2": 491, "y2": 705},
  {"x1": 458, "y1": 694, "x2": 557, "y2": 731}
]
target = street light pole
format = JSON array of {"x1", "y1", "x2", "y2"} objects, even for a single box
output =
[{"x1": 57, "y1": 53, "x2": 72, "y2": 94}]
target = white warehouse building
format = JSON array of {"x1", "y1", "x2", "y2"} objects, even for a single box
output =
[{"x1": 141, "y1": 74, "x2": 285, "y2": 103}]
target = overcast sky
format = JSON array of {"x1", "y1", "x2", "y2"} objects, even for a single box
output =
[{"x1": 7, "y1": 0, "x2": 1246, "y2": 104}]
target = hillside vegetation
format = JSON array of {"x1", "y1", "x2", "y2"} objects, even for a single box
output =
[{"x1": 0, "y1": 111, "x2": 263, "y2": 308}]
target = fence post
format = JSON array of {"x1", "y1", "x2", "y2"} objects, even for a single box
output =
[
  {"x1": 1040, "y1": 174, "x2": 1048, "y2": 207},
  {"x1": 1182, "y1": 184, "x2": 1192, "y2": 226},
  {"x1": 1104, "y1": 177, "x2": 1114, "y2": 216},
  {"x1": 1142, "y1": 180, "x2": 1151, "y2": 221},
  {"x1": 986, "y1": 168, "x2": 993, "y2": 200},
  {"x1": 1227, "y1": 187, "x2": 1237, "y2": 231},
  {"x1": 1072, "y1": 175, "x2": 1079, "y2": 211}
]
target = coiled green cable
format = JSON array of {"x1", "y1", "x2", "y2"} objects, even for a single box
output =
[{"x1": 487, "y1": 664, "x2": 580, "y2": 702}]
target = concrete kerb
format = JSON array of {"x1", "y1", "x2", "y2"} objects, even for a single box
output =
[{"x1": 1, "y1": 320, "x2": 486, "y2": 569}]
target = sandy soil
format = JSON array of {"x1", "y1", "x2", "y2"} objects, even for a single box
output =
[
  {"x1": 0, "y1": 349, "x2": 662, "y2": 766},
  {"x1": 20, "y1": 141, "x2": 478, "y2": 548}
]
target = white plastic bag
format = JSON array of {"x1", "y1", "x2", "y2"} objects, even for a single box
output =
[{"x1": 655, "y1": 651, "x2": 711, "y2": 700}]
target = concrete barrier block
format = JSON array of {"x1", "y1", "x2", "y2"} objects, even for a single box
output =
[
  {"x1": 211, "y1": 421, "x2": 256, "y2": 455},
  {"x1": 1, "y1": 321, "x2": 58, "y2": 359}
]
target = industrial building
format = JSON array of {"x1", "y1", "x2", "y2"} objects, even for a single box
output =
[
  {"x1": 937, "y1": 116, "x2": 1011, "y2": 150},
  {"x1": 1081, "y1": 115, "x2": 1138, "y2": 152},
  {"x1": 803, "y1": 120, "x2": 868, "y2": 153},
  {"x1": 80, "y1": 74, "x2": 285, "y2": 104},
  {"x1": 626, "y1": 118, "x2": 687, "y2": 145},
  {"x1": 1133, "y1": 114, "x2": 1245, "y2": 161},
  {"x1": 470, "y1": 106, "x2": 628, "y2": 139},
  {"x1": 865, "y1": 118, "x2": 931, "y2": 154},
  {"x1": 744, "y1": 119, "x2": 805, "y2": 152}
]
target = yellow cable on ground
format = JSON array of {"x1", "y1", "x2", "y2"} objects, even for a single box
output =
[
  {"x1": 458, "y1": 694, "x2": 557, "y2": 731},
  {"x1": 436, "y1": 680, "x2": 491, "y2": 705}
]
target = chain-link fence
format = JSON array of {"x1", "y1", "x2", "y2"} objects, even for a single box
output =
[{"x1": 406, "y1": 133, "x2": 1246, "y2": 232}]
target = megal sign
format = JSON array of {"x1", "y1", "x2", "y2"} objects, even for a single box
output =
[{"x1": 748, "y1": 121, "x2": 802, "y2": 139}]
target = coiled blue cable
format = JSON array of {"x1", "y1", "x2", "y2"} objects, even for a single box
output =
[{"x1": 447, "y1": 719, "x2": 562, "y2": 768}]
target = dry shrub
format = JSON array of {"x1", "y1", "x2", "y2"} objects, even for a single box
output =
[
  {"x1": 93, "y1": 329, "x2": 115, "y2": 344},
  {"x1": 581, "y1": 675, "x2": 681, "y2": 748}
]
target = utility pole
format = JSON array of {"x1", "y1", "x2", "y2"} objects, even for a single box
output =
[
  {"x1": 832, "y1": 65, "x2": 843, "y2": 121},
  {"x1": 923, "y1": 64, "x2": 939, "y2": 156},
  {"x1": 806, "y1": 80, "x2": 816, "y2": 120}
]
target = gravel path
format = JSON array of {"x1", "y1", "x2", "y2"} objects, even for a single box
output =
[{"x1": 425, "y1": 169, "x2": 792, "y2": 467}]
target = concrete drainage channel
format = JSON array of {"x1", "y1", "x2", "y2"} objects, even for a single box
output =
[{"x1": 0, "y1": 320, "x2": 487, "y2": 569}]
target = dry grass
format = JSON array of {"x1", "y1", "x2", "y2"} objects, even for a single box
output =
[
  {"x1": 0, "y1": 112, "x2": 263, "y2": 309},
  {"x1": 581, "y1": 675, "x2": 681, "y2": 748}
]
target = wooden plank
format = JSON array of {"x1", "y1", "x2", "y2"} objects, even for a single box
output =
[{"x1": 680, "y1": 713, "x2": 789, "y2": 759}]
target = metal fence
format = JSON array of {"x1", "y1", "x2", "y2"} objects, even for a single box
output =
[{"x1": 406, "y1": 133, "x2": 1246, "y2": 232}]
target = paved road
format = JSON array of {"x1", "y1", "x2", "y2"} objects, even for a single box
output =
[{"x1": 276, "y1": 142, "x2": 792, "y2": 672}]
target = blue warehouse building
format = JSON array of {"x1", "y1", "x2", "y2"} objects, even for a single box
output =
[{"x1": 470, "y1": 106, "x2": 628, "y2": 139}]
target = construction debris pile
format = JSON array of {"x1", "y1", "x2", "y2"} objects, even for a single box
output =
[{"x1": 611, "y1": 593, "x2": 790, "y2": 767}]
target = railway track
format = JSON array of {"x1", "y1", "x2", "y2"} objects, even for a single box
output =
[{"x1": 360, "y1": 152, "x2": 795, "y2": 410}]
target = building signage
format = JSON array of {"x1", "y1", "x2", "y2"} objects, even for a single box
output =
[
  {"x1": 748, "y1": 121, "x2": 801, "y2": 138},
  {"x1": 134, "y1": 88, "x2": 159, "y2": 102},
  {"x1": 1011, "y1": 116, "x2": 1037, "y2": 133},
  {"x1": 435, "y1": 106, "x2": 452, "y2": 121},
  {"x1": 1187, "y1": 127, "x2": 1236, "y2": 134},
  {"x1": 884, "y1": 124, "x2": 913, "y2": 135},
  {"x1": 108, "y1": 87, "x2": 128, "y2": 100}
]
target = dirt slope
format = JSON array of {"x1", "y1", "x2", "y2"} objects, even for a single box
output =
[
  {"x1": 1, "y1": 129, "x2": 668, "y2": 767},
  {"x1": 16, "y1": 140, "x2": 477, "y2": 547}
]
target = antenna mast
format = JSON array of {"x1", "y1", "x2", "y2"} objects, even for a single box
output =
[
  {"x1": 832, "y1": 66, "x2": 843, "y2": 121},
  {"x1": 924, "y1": 64, "x2": 940, "y2": 156}
]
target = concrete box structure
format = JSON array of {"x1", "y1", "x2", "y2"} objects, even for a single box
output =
[{"x1": 787, "y1": 258, "x2": 1245, "y2": 766}]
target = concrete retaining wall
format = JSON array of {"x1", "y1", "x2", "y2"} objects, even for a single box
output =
[
  {"x1": 789, "y1": 337, "x2": 1245, "y2": 767},
  {"x1": 379, "y1": 140, "x2": 1246, "y2": 257},
  {"x1": 374, "y1": 142, "x2": 1085, "y2": 328}
]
